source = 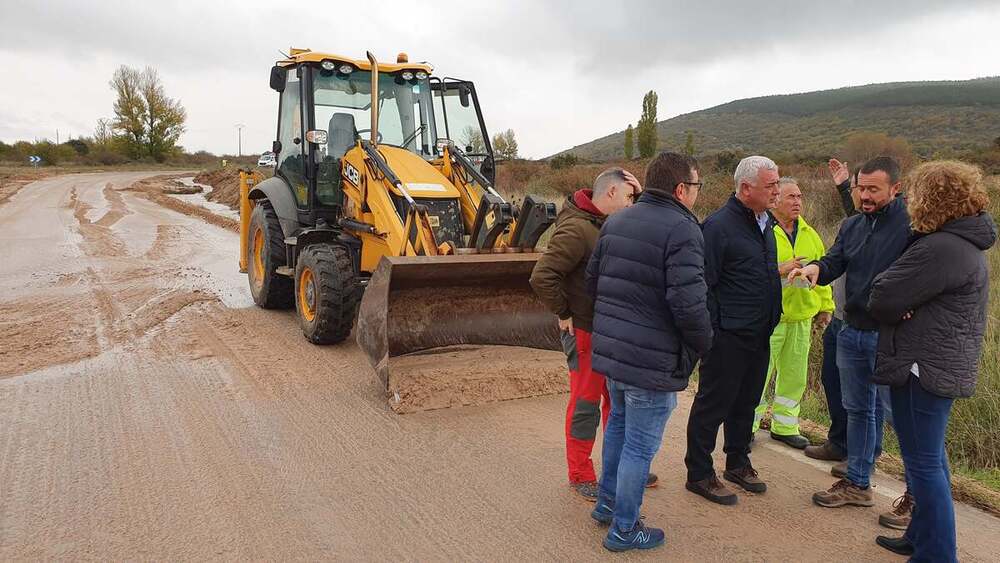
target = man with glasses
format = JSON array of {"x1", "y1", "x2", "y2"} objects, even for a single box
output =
[
  {"x1": 685, "y1": 155, "x2": 782, "y2": 506},
  {"x1": 585, "y1": 152, "x2": 712, "y2": 551},
  {"x1": 530, "y1": 166, "x2": 644, "y2": 501}
]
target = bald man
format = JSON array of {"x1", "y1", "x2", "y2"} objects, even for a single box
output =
[{"x1": 531, "y1": 167, "x2": 651, "y2": 500}]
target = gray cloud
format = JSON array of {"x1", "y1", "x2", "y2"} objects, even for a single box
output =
[{"x1": 1, "y1": 0, "x2": 997, "y2": 157}]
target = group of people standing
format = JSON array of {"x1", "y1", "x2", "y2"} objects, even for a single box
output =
[{"x1": 530, "y1": 152, "x2": 996, "y2": 559}]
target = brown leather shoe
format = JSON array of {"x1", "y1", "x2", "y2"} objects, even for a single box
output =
[
  {"x1": 832, "y1": 461, "x2": 876, "y2": 479},
  {"x1": 804, "y1": 441, "x2": 847, "y2": 461},
  {"x1": 878, "y1": 490, "x2": 914, "y2": 530},
  {"x1": 723, "y1": 465, "x2": 767, "y2": 493},
  {"x1": 812, "y1": 479, "x2": 875, "y2": 508},
  {"x1": 686, "y1": 475, "x2": 738, "y2": 506}
]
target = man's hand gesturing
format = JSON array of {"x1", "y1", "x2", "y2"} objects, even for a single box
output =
[{"x1": 828, "y1": 158, "x2": 849, "y2": 185}]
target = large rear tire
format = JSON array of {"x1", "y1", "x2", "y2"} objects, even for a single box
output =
[
  {"x1": 248, "y1": 201, "x2": 293, "y2": 309},
  {"x1": 295, "y1": 243, "x2": 360, "y2": 344}
]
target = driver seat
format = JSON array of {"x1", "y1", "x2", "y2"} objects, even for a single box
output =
[{"x1": 328, "y1": 113, "x2": 357, "y2": 158}]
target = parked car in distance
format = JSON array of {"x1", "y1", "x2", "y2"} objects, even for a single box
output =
[{"x1": 257, "y1": 152, "x2": 276, "y2": 167}]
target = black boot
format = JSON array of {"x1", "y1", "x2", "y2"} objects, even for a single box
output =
[{"x1": 875, "y1": 535, "x2": 914, "y2": 556}]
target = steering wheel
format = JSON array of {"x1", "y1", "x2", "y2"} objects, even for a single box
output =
[{"x1": 356, "y1": 129, "x2": 383, "y2": 143}]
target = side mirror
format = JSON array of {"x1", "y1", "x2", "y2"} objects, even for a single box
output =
[
  {"x1": 272, "y1": 140, "x2": 282, "y2": 155},
  {"x1": 459, "y1": 85, "x2": 471, "y2": 107},
  {"x1": 270, "y1": 66, "x2": 287, "y2": 92},
  {"x1": 480, "y1": 155, "x2": 496, "y2": 184}
]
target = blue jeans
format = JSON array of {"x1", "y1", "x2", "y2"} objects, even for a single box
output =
[
  {"x1": 598, "y1": 379, "x2": 677, "y2": 533},
  {"x1": 893, "y1": 375, "x2": 956, "y2": 563},
  {"x1": 836, "y1": 325, "x2": 891, "y2": 488}
]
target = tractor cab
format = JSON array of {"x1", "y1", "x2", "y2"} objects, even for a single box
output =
[{"x1": 269, "y1": 50, "x2": 496, "y2": 226}]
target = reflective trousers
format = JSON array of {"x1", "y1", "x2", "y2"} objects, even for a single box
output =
[{"x1": 753, "y1": 319, "x2": 811, "y2": 436}]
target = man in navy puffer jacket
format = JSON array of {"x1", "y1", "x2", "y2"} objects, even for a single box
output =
[
  {"x1": 584, "y1": 152, "x2": 712, "y2": 552},
  {"x1": 684, "y1": 155, "x2": 783, "y2": 507}
]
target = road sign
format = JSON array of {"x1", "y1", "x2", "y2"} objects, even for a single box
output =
[{"x1": 28, "y1": 155, "x2": 42, "y2": 166}]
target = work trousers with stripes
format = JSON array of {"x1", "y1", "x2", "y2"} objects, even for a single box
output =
[{"x1": 753, "y1": 319, "x2": 812, "y2": 436}]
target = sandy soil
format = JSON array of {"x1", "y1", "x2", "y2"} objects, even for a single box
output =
[{"x1": 2, "y1": 172, "x2": 999, "y2": 560}]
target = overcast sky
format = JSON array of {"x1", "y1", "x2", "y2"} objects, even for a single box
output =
[{"x1": 2, "y1": 0, "x2": 999, "y2": 158}]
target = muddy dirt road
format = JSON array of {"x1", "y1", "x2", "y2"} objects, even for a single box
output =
[{"x1": 2, "y1": 172, "x2": 998, "y2": 560}]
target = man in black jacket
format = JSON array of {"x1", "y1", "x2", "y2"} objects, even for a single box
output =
[
  {"x1": 585, "y1": 152, "x2": 712, "y2": 552},
  {"x1": 789, "y1": 156, "x2": 910, "y2": 509},
  {"x1": 684, "y1": 155, "x2": 782, "y2": 506}
]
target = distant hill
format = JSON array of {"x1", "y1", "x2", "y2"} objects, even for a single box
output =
[{"x1": 554, "y1": 77, "x2": 1000, "y2": 161}]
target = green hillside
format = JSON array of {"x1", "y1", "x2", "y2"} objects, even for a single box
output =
[{"x1": 555, "y1": 77, "x2": 1000, "y2": 161}]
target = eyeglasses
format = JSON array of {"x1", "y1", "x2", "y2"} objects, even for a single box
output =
[{"x1": 683, "y1": 181, "x2": 704, "y2": 190}]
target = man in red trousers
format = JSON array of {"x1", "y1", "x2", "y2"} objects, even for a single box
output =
[{"x1": 531, "y1": 167, "x2": 657, "y2": 500}]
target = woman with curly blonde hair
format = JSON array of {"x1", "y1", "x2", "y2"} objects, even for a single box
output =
[{"x1": 868, "y1": 160, "x2": 997, "y2": 561}]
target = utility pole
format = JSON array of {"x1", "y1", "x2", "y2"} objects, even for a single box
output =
[
  {"x1": 56, "y1": 129, "x2": 60, "y2": 144},
  {"x1": 235, "y1": 123, "x2": 245, "y2": 157}
]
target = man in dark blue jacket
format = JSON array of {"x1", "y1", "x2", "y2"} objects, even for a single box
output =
[
  {"x1": 684, "y1": 155, "x2": 782, "y2": 506},
  {"x1": 585, "y1": 152, "x2": 712, "y2": 552},
  {"x1": 789, "y1": 156, "x2": 910, "y2": 509}
]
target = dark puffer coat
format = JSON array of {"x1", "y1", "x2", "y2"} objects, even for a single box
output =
[
  {"x1": 585, "y1": 190, "x2": 713, "y2": 391},
  {"x1": 869, "y1": 212, "x2": 997, "y2": 398}
]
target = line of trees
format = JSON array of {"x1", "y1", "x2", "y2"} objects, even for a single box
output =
[{"x1": 0, "y1": 65, "x2": 188, "y2": 166}]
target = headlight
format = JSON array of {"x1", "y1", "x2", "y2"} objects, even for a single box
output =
[
  {"x1": 305, "y1": 130, "x2": 328, "y2": 144},
  {"x1": 338, "y1": 64, "x2": 354, "y2": 74},
  {"x1": 415, "y1": 71, "x2": 428, "y2": 80},
  {"x1": 401, "y1": 70, "x2": 414, "y2": 81},
  {"x1": 321, "y1": 60, "x2": 336, "y2": 71}
]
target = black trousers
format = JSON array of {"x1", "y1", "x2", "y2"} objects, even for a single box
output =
[{"x1": 685, "y1": 328, "x2": 771, "y2": 482}]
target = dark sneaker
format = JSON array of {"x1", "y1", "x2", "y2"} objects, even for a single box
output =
[
  {"x1": 812, "y1": 479, "x2": 875, "y2": 508},
  {"x1": 591, "y1": 501, "x2": 647, "y2": 527},
  {"x1": 686, "y1": 475, "x2": 738, "y2": 505},
  {"x1": 572, "y1": 481, "x2": 599, "y2": 502},
  {"x1": 645, "y1": 473, "x2": 659, "y2": 488},
  {"x1": 878, "y1": 491, "x2": 914, "y2": 530},
  {"x1": 603, "y1": 520, "x2": 665, "y2": 552},
  {"x1": 771, "y1": 433, "x2": 810, "y2": 449},
  {"x1": 591, "y1": 499, "x2": 614, "y2": 525},
  {"x1": 832, "y1": 461, "x2": 876, "y2": 479},
  {"x1": 723, "y1": 465, "x2": 767, "y2": 493},
  {"x1": 805, "y1": 441, "x2": 847, "y2": 461},
  {"x1": 876, "y1": 535, "x2": 914, "y2": 556}
]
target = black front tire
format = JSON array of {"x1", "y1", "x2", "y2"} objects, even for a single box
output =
[
  {"x1": 248, "y1": 201, "x2": 293, "y2": 309},
  {"x1": 295, "y1": 244, "x2": 360, "y2": 344}
]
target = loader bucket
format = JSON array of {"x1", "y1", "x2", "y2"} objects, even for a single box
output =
[{"x1": 357, "y1": 254, "x2": 567, "y2": 413}]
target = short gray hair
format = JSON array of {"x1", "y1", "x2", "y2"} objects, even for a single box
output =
[
  {"x1": 778, "y1": 176, "x2": 799, "y2": 188},
  {"x1": 593, "y1": 167, "x2": 628, "y2": 197},
  {"x1": 733, "y1": 156, "x2": 778, "y2": 190}
]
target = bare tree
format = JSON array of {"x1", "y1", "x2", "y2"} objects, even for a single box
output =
[{"x1": 93, "y1": 118, "x2": 114, "y2": 147}]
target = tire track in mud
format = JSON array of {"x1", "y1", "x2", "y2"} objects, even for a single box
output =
[{"x1": 5, "y1": 172, "x2": 1000, "y2": 561}]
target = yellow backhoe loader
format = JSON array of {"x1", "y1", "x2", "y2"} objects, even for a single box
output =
[{"x1": 239, "y1": 49, "x2": 565, "y2": 412}]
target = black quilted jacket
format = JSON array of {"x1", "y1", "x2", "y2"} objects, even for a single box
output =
[{"x1": 868, "y1": 212, "x2": 997, "y2": 398}]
